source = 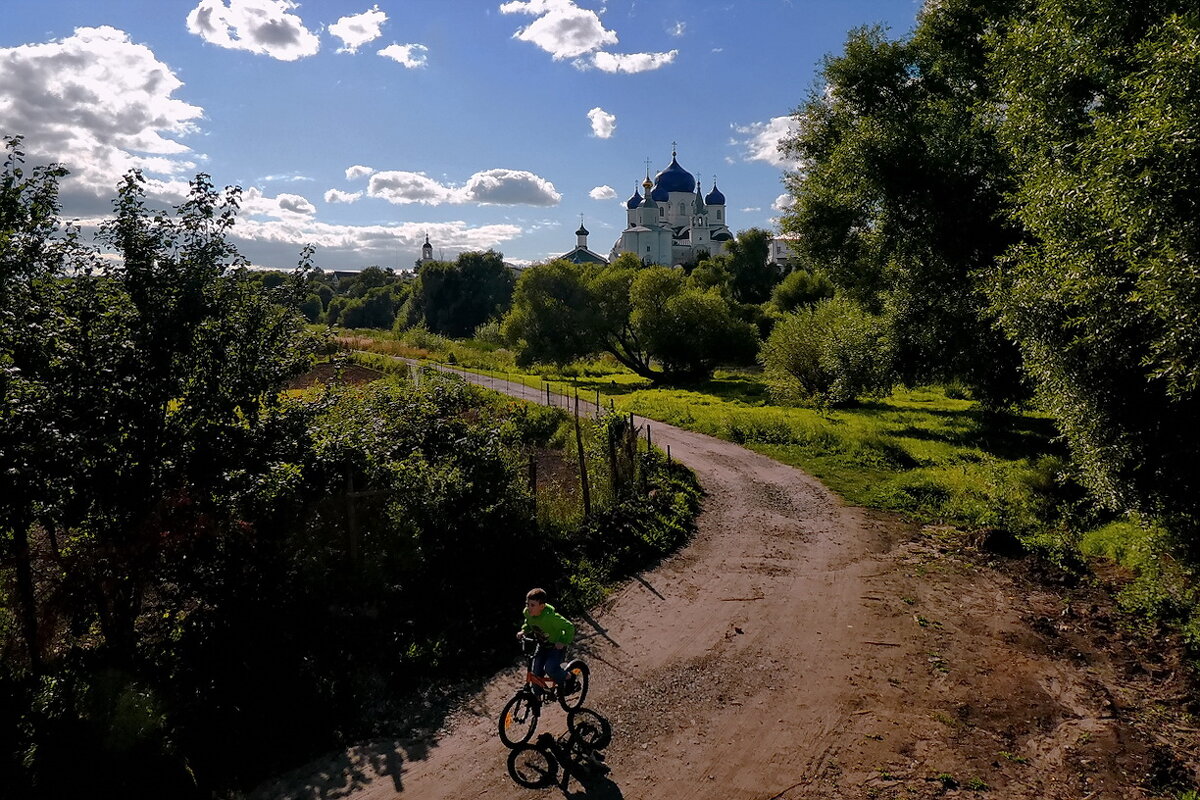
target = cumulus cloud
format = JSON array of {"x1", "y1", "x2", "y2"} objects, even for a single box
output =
[
  {"x1": 500, "y1": 0, "x2": 617, "y2": 59},
  {"x1": 368, "y1": 171, "x2": 456, "y2": 205},
  {"x1": 499, "y1": 0, "x2": 676, "y2": 73},
  {"x1": 378, "y1": 43, "x2": 428, "y2": 67},
  {"x1": 186, "y1": 0, "x2": 320, "y2": 61},
  {"x1": 0, "y1": 26, "x2": 203, "y2": 205},
  {"x1": 462, "y1": 169, "x2": 561, "y2": 206},
  {"x1": 587, "y1": 107, "x2": 616, "y2": 139},
  {"x1": 228, "y1": 216, "x2": 525, "y2": 270},
  {"x1": 367, "y1": 168, "x2": 560, "y2": 207},
  {"x1": 588, "y1": 49, "x2": 677, "y2": 73},
  {"x1": 345, "y1": 164, "x2": 375, "y2": 180},
  {"x1": 324, "y1": 188, "x2": 363, "y2": 204},
  {"x1": 733, "y1": 115, "x2": 800, "y2": 168},
  {"x1": 330, "y1": 6, "x2": 387, "y2": 53},
  {"x1": 589, "y1": 185, "x2": 616, "y2": 201},
  {"x1": 773, "y1": 193, "x2": 794, "y2": 212},
  {"x1": 241, "y1": 187, "x2": 316, "y2": 217}
]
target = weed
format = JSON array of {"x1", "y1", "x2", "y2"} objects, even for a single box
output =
[{"x1": 998, "y1": 750, "x2": 1028, "y2": 764}]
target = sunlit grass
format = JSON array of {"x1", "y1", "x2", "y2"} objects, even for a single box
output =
[{"x1": 338, "y1": 327, "x2": 1071, "y2": 542}]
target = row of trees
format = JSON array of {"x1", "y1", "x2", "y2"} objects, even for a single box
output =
[{"x1": 776, "y1": 0, "x2": 1200, "y2": 529}]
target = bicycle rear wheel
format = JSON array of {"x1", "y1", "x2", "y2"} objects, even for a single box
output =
[
  {"x1": 499, "y1": 691, "x2": 539, "y2": 747},
  {"x1": 507, "y1": 744, "x2": 558, "y2": 789},
  {"x1": 557, "y1": 660, "x2": 589, "y2": 711}
]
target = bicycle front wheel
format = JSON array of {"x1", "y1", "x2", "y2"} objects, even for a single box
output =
[
  {"x1": 557, "y1": 660, "x2": 589, "y2": 711},
  {"x1": 507, "y1": 743, "x2": 558, "y2": 789},
  {"x1": 499, "y1": 691, "x2": 539, "y2": 747}
]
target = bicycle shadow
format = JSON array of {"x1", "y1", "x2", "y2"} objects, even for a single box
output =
[{"x1": 505, "y1": 707, "x2": 624, "y2": 799}]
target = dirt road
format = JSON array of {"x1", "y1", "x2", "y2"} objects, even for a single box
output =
[{"x1": 256, "y1": 369, "x2": 1193, "y2": 799}]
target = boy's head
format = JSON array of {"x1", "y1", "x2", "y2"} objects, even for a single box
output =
[{"x1": 525, "y1": 587, "x2": 548, "y2": 616}]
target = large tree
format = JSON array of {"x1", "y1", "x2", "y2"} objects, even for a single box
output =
[
  {"x1": 778, "y1": 0, "x2": 1027, "y2": 407},
  {"x1": 405, "y1": 249, "x2": 515, "y2": 337},
  {"x1": 502, "y1": 255, "x2": 757, "y2": 382},
  {"x1": 987, "y1": 0, "x2": 1200, "y2": 524}
]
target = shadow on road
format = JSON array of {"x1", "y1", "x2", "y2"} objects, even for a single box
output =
[{"x1": 505, "y1": 707, "x2": 623, "y2": 798}]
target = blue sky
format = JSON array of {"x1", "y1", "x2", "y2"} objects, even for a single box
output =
[{"x1": 1, "y1": 0, "x2": 920, "y2": 271}]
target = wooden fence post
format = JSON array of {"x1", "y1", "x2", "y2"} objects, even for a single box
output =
[
  {"x1": 574, "y1": 393, "x2": 591, "y2": 517},
  {"x1": 528, "y1": 454, "x2": 538, "y2": 518}
]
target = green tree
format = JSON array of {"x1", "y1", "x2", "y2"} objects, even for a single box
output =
[
  {"x1": 778, "y1": 2, "x2": 1027, "y2": 407},
  {"x1": 988, "y1": 1, "x2": 1200, "y2": 522},
  {"x1": 503, "y1": 257, "x2": 756, "y2": 382},
  {"x1": 770, "y1": 268, "x2": 835, "y2": 313},
  {"x1": 406, "y1": 250, "x2": 515, "y2": 337},
  {"x1": 723, "y1": 227, "x2": 778, "y2": 305}
]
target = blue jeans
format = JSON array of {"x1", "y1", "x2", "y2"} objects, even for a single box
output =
[{"x1": 532, "y1": 644, "x2": 567, "y2": 684}]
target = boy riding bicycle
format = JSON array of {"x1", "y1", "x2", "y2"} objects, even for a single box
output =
[{"x1": 518, "y1": 588, "x2": 577, "y2": 692}]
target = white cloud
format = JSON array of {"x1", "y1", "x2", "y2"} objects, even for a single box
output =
[
  {"x1": 773, "y1": 193, "x2": 794, "y2": 212},
  {"x1": 261, "y1": 172, "x2": 312, "y2": 182},
  {"x1": 241, "y1": 187, "x2": 315, "y2": 217},
  {"x1": 367, "y1": 168, "x2": 561, "y2": 207},
  {"x1": 462, "y1": 169, "x2": 561, "y2": 206},
  {"x1": 589, "y1": 185, "x2": 616, "y2": 201},
  {"x1": 500, "y1": 0, "x2": 618, "y2": 60},
  {"x1": 368, "y1": 170, "x2": 456, "y2": 205},
  {"x1": 588, "y1": 49, "x2": 677, "y2": 73},
  {"x1": 228, "y1": 217, "x2": 526, "y2": 269},
  {"x1": 587, "y1": 107, "x2": 616, "y2": 139},
  {"x1": 733, "y1": 116, "x2": 800, "y2": 168},
  {"x1": 186, "y1": 0, "x2": 320, "y2": 61},
  {"x1": 345, "y1": 164, "x2": 375, "y2": 180},
  {"x1": 378, "y1": 43, "x2": 428, "y2": 68},
  {"x1": 0, "y1": 26, "x2": 203, "y2": 205},
  {"x1": 669, "y1": 21, "x2": 686, "y2": 37},
  {"x1": 330, "y1": 6, "x2": 387, "y2": 53},
  {"x1": 741, "y1": 207, "x2": 761, "y2": 213},
  {"x1": 324, "y1": 188, "x2": 363, "y2": 204}
]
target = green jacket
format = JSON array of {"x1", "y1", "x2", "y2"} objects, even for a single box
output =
[{"x1": 521, "y1": 603, "x2": 576, "y2": 646}]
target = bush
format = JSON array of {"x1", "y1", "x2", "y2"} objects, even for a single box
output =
[
  {"x1": 760, "y1": 297, "x2": 894, "y2": 406},
  {"x1": 771, "y1": 268, "x2": 835, "y2": 313}
]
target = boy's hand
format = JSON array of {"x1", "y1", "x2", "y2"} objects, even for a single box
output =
[{"x1": 554, "y1": 642, "x2": 565, "y2": 650}]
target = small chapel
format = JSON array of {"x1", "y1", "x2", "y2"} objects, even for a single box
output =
[{"x1": 610, "y1": 147, "x2": 733, "y2": 267}]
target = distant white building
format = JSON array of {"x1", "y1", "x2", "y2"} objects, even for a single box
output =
[
  {"x1": 610, "y1": 147, "x2": 733, "y2": 267},
  {"x1": 769, "y1": 234, "x2": 802, "y2": 268},
  {"x1": 414, "y1": 233, "x2": 434, "y2": 268},
  {"x1": 558, "y1": 217, "x2": 609, "y2": 265}
]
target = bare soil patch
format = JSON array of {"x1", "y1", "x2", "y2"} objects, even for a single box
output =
[
  {"x1": 286, "y1": 362, "x2": 383, "y2": 389},
  {"x1": 255, "y1": 371, "x2": 1197, "y2": 800}
]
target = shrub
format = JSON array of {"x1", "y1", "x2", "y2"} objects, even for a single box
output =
[{"x1": 761, "y1": 297, "x2": 894, "y2": 406}]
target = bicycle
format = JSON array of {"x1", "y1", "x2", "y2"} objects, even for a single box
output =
[
  {"x1": 507, "y1": 708, "x2": 613, "y2": 789},
  {"x1": 498, "y1": 633, "x2": 590, "y2": 748}
]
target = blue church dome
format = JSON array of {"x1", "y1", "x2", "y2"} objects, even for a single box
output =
[
  {"x1": 651, "y1": 154, "x2": 695, "y2": 201},
  {"x1": 705, "y1": 183, "x2": 725, "y2": 205},
  {"x1": 626, "y1": 188, "x2": 643, "y2": 209}
]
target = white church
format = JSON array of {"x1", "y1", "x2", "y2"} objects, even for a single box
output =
[{"x1": 560, "y1": 147, "x2": 734, "y2": 268}]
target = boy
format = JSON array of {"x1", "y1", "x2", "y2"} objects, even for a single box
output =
[{"x1": 518, "y1": 588, "x2": 576, "y2": 689}]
